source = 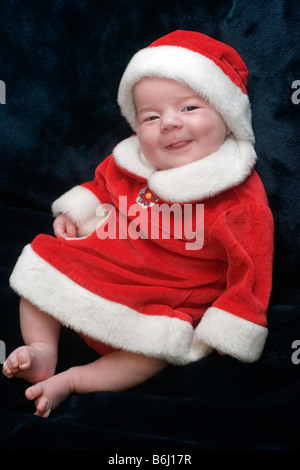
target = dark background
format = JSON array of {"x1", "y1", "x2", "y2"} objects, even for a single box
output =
[{"x1": 0, "y1": 0, "x2": 300, "y2": 450}]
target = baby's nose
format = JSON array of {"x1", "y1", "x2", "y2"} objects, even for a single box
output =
[{"x1": 161, "y1": 111, "x2": 183, "y2": 131}]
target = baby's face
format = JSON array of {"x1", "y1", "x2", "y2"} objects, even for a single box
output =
[{"x1": 133, "y1": 77, "x2": 230, "y2": 170}]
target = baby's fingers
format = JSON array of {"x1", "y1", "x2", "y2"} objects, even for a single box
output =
[{"x1": 53, "y1": 214, "x2": 77, "y2": 238}]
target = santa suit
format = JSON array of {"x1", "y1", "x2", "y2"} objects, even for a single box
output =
[{"x1": 10, "y1": 134, "x2": 274, "y2": 364}]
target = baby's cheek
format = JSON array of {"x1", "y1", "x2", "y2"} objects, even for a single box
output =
[{"x1": 138, "y1": 131, "x2": 157, "y2": 154}]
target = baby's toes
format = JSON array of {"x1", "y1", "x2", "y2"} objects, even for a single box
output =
[
  {"x1": 34, "y1": 395, "x2": 51, "y2": 418},
  {"x1": 2, "y1": 351, "x2": 20, "y2": 377},
  {"x1": 2, "y1": 360, "x2": 14, "y2": 378},
  {"x1": 25, "y1": 383, "x2": 42, "y2": 401},
  {"x1": 2, "y1": 346, "x2": 33, "y2": 379},
  {"x1": 26, "y1": 384, "x2": 51, "y2": 418},
  {"x1": 15, "y1": 348, "x2": 32, "y2": 370}
]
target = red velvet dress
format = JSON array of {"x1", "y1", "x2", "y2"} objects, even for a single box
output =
[{"x1": 10, "y1": 136, "x2": 274, "y2": 364}]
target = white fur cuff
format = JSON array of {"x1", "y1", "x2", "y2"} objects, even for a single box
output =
[
  {"x1": 52, "y1": 185, "x2": 101, "y2": 237},
  {"x1": 195, "y1": 307, "x2": 268, "y2": 363}
]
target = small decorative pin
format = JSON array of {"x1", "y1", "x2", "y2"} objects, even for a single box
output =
[{"x1": 137, "y1": 187, "x2": 159, "y2": 207}]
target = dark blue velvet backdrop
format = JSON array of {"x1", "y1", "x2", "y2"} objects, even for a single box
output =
[{"x1": 0, "y1": 0, "x2": 300, "y2": 451}]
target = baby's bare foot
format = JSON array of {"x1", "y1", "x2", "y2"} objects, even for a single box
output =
[
  {"x1": 2, "y1": 343, "x2": 57, "y2": 384},
  {"x1": 25, "y1": 371, "x2": 74, "y2": 418}
]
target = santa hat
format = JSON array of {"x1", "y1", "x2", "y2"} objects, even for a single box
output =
[{"x1": 118, "y1": 30, "x2": 254, "y2": 143}]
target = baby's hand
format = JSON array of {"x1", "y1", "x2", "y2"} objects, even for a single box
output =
[{"x1": 53, "y1": 214, "x2": 77, "y2": 238}]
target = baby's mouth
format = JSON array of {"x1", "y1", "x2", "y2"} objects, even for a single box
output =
[{"x1": 166, "y1": 140, "x2": 192, "y2": 150}]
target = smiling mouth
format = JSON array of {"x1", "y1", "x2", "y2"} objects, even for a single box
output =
[{"x1": 166, "y1": 140, "x2": 192, "y2": 150}]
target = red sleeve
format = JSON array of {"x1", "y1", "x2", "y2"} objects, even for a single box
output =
[{"x1": 196, "y1": 202, "x2": 274, "y2": 362}]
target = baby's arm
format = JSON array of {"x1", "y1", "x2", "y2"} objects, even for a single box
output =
[
  {"x1": 53, "y1": 213, "x2": 77, "y2": 238},
  {"x1": 196, "y1": 203, "x2": 273, "y2": 363}
]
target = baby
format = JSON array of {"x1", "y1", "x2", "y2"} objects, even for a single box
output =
[{"x1": 3, "y1": 30, "x2": 274, "y2": 417}]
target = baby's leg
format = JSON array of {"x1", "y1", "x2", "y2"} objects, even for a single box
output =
[
  {"x1": 26, "y1": 350, "x2": 168, "y2": 418},
  {"x1": 2, "y1": 297, "x2": 60, "y2": 383}
]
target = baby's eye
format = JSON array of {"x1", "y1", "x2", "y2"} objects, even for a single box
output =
[
  {"x1": 145, "y1": 115, "x2": 159, "y2": 122},
  {"x1": 183, "y1": 106, "x2": 199, "y2": 112}
]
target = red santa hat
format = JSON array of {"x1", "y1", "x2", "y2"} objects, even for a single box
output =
[{"x1": 118, "y1": 30, "x2": 254, "y2": 143}]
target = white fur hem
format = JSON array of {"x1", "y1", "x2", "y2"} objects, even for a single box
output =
[
  {"x1": 9, "y1": 244, "x2": 213, "y2": 365},
  {"x1": 195, "y1": 306, "x2": 268, "y2": 363},
  {"x1": 52, "y1": 186, "x2": 101, "y2": 237}
]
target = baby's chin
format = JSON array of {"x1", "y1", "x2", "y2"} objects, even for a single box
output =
[{"x1": 156, "y1": 155, "x2": 208, "y2": 171}]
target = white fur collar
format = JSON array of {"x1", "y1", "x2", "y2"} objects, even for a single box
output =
[{"x1": 113, "y1": 135, "x2": 257, "y2": 203}]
